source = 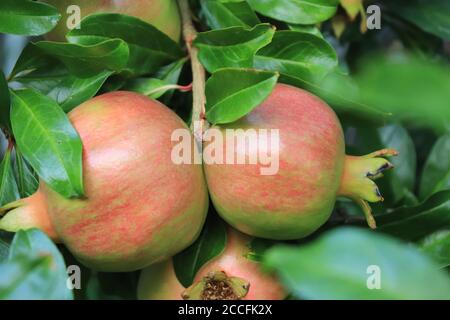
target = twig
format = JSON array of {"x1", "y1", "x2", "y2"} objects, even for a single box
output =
[{"x1": 177, "y1": 0, "x2": 207, "y2": 148}]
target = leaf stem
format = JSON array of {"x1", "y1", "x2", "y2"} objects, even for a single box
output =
[{"x1": 177, "y1": 0, "x2": 207, "y2": 147}]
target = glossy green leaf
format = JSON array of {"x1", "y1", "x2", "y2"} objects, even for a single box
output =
[
  {"x1": 0, "y1": 149, "x2": 20, "y2": 207},
  {"x1": 11, "y1": 44, "x2": 111, "y2": 112},
  {"x1": 10, "y1": 89, "x2": 84, "y2": 198},
  {"x1": 388, "y1": 0, "x2": 450, "y2": 40},
  {"x1": 66, "y1": 13, "x2": 183, "y2": 76},
  {"x1": 420, "y1": 133, "x2": 450, "y2": 200},
  {"x1": 320, "y1": 55, "x2": 450, "y2": 131},
  {"x1": 419, "y1": 230, "x2": 450, "y2": 268},
  {"x1": 288, "y1": 24, "x2": 324, "y2": 38},
  {"x1": 0, "y1": 0, "x2": 60, "y2": 36},
  {"x1": 195, "y1": 24, "x2": 275, "y2": 73},
  {"x1": 0, "y1": 229, "x2": 72, "y2": 300},
  {"x1": 205, "y1": 69, "x2": 279, "y2": 124},
  {"x1": 264, "y1": 227, "x2": 450, "y2": 299},
  {"x1": 173, "y1": 214, "x2": 227, "y2": 288},
  {"x1": 247, "y1": 0, "x2": 339, "y2": 24},
  {"x1": 254, "y1": 31, "x2": 338, "y2": 82},
  {"x1": 0, "y1": 239, "x2": 9, "y2": 263},
  {"x1": 200, "y1": 0, "x2": 260, "y2": 29},
  {"x1": 123, "y1": 78, "x2": 174, "y2": 99},
  {"x1": 377, "y1": 190, "x2": 450, "y2": 241},
  {"x1": 0, "y1": 71, "x2": 11, "y2": 130},
  {"x1": 35, "y1": 39, "x2": 129, "y2": 78},
  {"x1": 13, "y1": 149, "x2": 38, "y2": 198}
]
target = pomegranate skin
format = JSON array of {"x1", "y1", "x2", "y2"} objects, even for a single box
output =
[
  {"x1": 138, "y1": 228, "x2": 286, "y2": 300},
  {"x1": 41, "y1": 92, "x2": 208, "y2": 271},
  {"x1": 203, "y1": 84, "x2": 345, "y2": 240},
  {"x1": 44, "y1": 0, "x2": 181, "y2": 41}
]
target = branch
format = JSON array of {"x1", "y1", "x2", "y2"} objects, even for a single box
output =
[{"x1": 177, "y1": 0, "x2": 207, "y2": 147}]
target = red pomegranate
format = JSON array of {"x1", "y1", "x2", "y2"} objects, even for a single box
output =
[
  {"x1": 203, "y1": 84, "x2": 397, "y2": 240},
  {"x1": 0, "y1": 92, "x2": 208, "y2": 272},
  {"x1": 138, "y1": 227, "x2": 286, "y2": 300}
]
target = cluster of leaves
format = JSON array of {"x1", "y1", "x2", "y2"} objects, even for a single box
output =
[{"x1": 0, "y1": 0, "x2": 450, "y2": 299}]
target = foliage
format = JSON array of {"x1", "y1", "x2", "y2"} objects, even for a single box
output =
[{"x1": 0, "y1": 0, "x2": 450, "y2": 300}]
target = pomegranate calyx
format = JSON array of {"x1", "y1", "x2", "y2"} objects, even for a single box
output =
[
  {"x1": 181, "y1": 271, "x2": 250, "y2": 300},
  {"x1": 0, "y1": 191, "x2": 59, "y2": 241},
  {"x1": 338, "y1": 148, "x2": 399, "y2": 229}
]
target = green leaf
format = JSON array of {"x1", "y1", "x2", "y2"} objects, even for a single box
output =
[
  {"x1": 200, "y1": 0, "x2": 260, "y2": 29},
  {"x1": 205, "y1": 69, "x2": 279, "y2": 124},
  {"x1": 66, "y1": 13, "x2": 183, "y2": 76},
  {"x1": 173, "y1": 214, "x2": 227, "y2": 288},
  {"x1": 419, "y1": 230, "x2": 450, "y2": 268},
  {"x1": 388, "y1": 0, "x2": 450, "y2": 40},
  {"x1": 195, "y1": 24, "x2": 275, "y2": 73},
  {"x1": 377, "y1": 190, "x2": 450, "y2": 241},
  {"x1": 420, "y1": 133, "x2": 450, "y2": 200},
  {"x1": 0, "y1": 0, "x2": 61, "y2": 36},
  {"x1": 0, "y1": 71, "x2": 11, "y2": 130},
  {"x1": 288, "y1": 24, "x2": 324, "y2": 38},
  {"x1": 320, "y1": 55, "x2": 450, "y2": 131},
  {"x1": 123, "y1": 78, "x2": 174, "y2": 99},
  {"x1": 35, "y1": 39, "x2": 129, "y2": 78},
  {"x1": 246, "y1": 238, "x2": 278, "y2": 262},
  {"x1": 264, "y1": 227, "x2": 450, "y2": 299},
  {"x1": 0, "y1": 239, "x2": 9, "y2": 263},
  {"x1": 254, "y1": 31, "x2": 338, "y2": 82},
  {"x1": 247, "y1": 0, "x2": 339, "y2": 24},
  {"x1": 0, "y1": 229, "x2": 73, "y2": 300},
  {"x1": 0, "y1": 149, "x2": 20, "y2": 207},
  {"x1": 10, "y1": 89, "x2": 84, "y2": 198},
  {"x1": 13, "y1": 149, "x2": 38, "y2": 198},
  {"x1": 10, "y1": 44, "x2": 111, "y2": 112}
]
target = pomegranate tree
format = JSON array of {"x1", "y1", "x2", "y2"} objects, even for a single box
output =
[
  {"x1": 138, "y1": 227, "x2": 286, "y2": 300},
  {"x1": 44, "y1": 0, "x2": 181, "y2": 41},
  {"x1": 0, "y1": 92, "x2": 208, "y2": 272},
  {"x1": 203, "y1": 84, "x2": 397, "y2": 240}
]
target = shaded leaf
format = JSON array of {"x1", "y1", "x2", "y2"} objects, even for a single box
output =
[
  {"x1": 0, "y1": 149, "x2": 19, "y2": 207},
  {"x1": 377, "y1": 190, "x2": 450, "y2": 241},
  {"x1": 264, "y1": 227, "x2": 450, "y2": 299},
  {"x1": 10, "y1": 89, "x2": 84, "y2": 198},
  {"x1": 35, "y1": 39, "x2": 129, "y2": 78},
  {"x1": 66, "y1": 13, "x2": 183, "y2": 76},
  {"x1": 420, "y1": 133, "x2": 450, "y2": 200},
  {"x1": 419, "y1": 230, "x2": 450, "y2": 268},
  {"x1": 0, "y1": 71, "x2": 11, "y2": 130},
  {"x1": 173, "y1": 213, "x2": 227, "y2": 288},
  {"x1": 13, "y1": 148, "x2": 38, "y2": 198},
  {"x1": 388, "y1": 0, "x2": 450, "y2": 40}
]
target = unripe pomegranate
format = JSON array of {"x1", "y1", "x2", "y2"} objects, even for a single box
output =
[
  {"x1": 0, "y1": 92, "x2": 208, "y2": 272},
  {"x1": 44, "y1": 0, "x2": 181, "y2": 41},
  {"x1": 138, "y1": 227, "x2": 286, "y2": 300},
  {"x1": 203, "y1": 84, "x2": 397, "y2": 240}
]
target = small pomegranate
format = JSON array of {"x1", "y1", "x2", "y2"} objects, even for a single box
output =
[
  {"x1": 44, "y1": 0, "x2": 181, "y2": 41},
  {"x1": 0, "y1": 92, "x2": 208, "y2": 272},
  {"x1": 138, "y1": 227, "x2": 286, "y2": 300},
  {"x1": 203, "y1": 84, "x2": 397, "y2": 240}
]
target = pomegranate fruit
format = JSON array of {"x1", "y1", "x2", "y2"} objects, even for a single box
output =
[
  {"x1": 0, "y1": 92, "x2": 208, "y2": 272},
  {"x1": 138, "y1": 227, "x2": 286, "y2": 300},
  {"x1": 203, "y1": 83, "x2": 397, "y2": 240},
  {"x1": 44, "y1": 0, "x2": 181, "y2": 41}
]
